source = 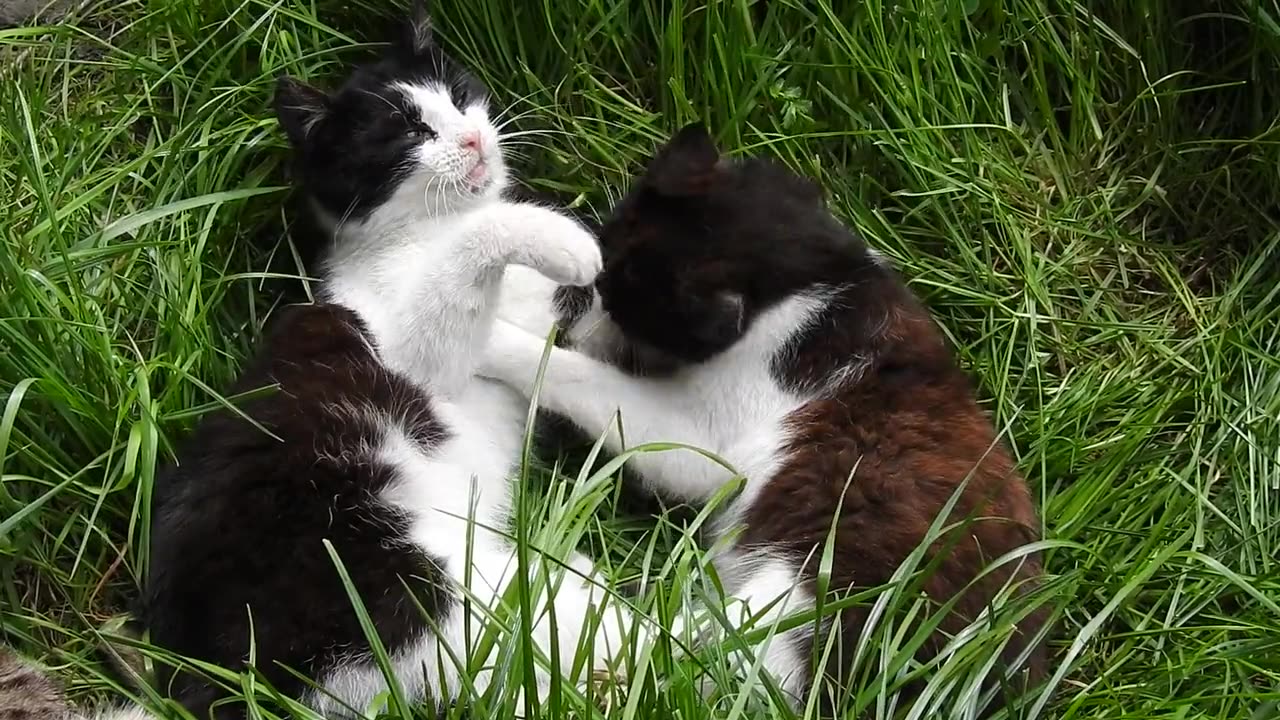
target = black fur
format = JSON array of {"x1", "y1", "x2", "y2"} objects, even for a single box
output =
[
  {"x1": 551, "y1": 285, "x2": 593, "y2": 346},
  {"x1": 141, "y1": 10, "x2": 489, "y2": 715},
  {"x1": 595, "y1": 123, "x2": 873, "y2": 364},
  {"x1": 144, "y1": 303, "x2": 453, "y2": 719},
  {"x1": 274, "y1": 2, "x2": 488, "y2": 222},
  {"x1": 590, "y1": 124, "x2": 1048, "y2": 714}
]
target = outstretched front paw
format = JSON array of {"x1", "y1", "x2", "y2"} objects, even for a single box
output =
[
  {"x1": 504, "y1": 205, "x2": 603, "y2": 287},
  {"x1": 479, "y1": 319, "x2": 546, "y2": 390}
]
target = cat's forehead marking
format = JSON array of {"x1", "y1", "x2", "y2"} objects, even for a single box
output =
[
  {"x1": 391, "y1": 80, "x2": 488, "y2": 126},
  {"x1": 392, "y1": 81, "x2": 455, "y2": 122}
]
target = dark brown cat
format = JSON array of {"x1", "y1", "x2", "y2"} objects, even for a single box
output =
[{"x1": 481, "y1": 123, "x2": 1050, "y2": 715}]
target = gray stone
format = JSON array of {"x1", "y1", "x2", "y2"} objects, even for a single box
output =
[{"x1": 0, "y1": 0, "x2": 80, "y2": 28}]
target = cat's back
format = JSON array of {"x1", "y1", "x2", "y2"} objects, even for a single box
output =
[
  {"x1": 144, "y1": 303, "x2": 454, "y2": 716},
  {"x1": 746, "y1": 275, "x2": 1047, "y2": 684},
  {"x1": 765, "y1": 279, "x2": 1039, "y2": 525},
  {"x1": 149, "y1": 303, "x2": 440, "y2": 516}
]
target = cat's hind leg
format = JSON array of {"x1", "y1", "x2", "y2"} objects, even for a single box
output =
[
  {"x1": 671, "y1": 550, "x2": 814, "y2": 708},
  {"x1": 464, "y1": 547, "x2": 646, "y2": 716}
]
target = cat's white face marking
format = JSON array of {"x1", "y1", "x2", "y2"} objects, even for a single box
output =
[{"x1": 393, "y1": 81, "x2": 507, "y2": 208}]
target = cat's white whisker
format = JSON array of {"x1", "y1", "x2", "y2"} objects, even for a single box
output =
[
  {"x1": 499, "y1": 128, "x2": 570, "y2": 140},
  {"x1": 500, "y1": 148, "x2": 534, "y2": 164},
  {"x1": 356, "y1": 87, "x2": 403, "y2": 115},
  {"x1": 492, "y1": 113, "x2": 547, "y2": 132},
  {"x1": 497, "y1": 141, "x2": 559, "y2": 160},
  {"x1": 498, "y1": 138, "x2": 557, "y2": 150},
  {"x1": 488, "y1": 89, "x2": 546, "y2": 125}
]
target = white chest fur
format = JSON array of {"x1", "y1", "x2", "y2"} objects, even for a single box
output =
[
  {"x1": 323, "y1": 213, "x2": 498, "y2": 398},
  {"x1": 376, "y1": 377, "x2": 526, "y2": 561}
]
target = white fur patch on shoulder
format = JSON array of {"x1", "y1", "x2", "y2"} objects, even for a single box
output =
[{"x1": 742, "y1": 290, "x2": 832, "y2": 358}]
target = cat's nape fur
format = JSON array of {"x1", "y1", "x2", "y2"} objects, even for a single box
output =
[
  {"x1": 126, "y1": 4, "x2": 631, "y2": 720},
  {"x1": 482, "y1": 124, "x2": 1049, "y2": 714}
]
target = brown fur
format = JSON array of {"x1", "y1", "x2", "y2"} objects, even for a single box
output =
[
  {"x1": 583, "y1": 123, "x2": 1049, "y2": 712},
  {"x1": 746, "y1": 276, "x2": 1047, "y2": 705}
]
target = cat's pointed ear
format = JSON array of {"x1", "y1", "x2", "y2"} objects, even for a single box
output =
[
  {"x1": 394, "y1": 0, "x2": 436, "y2": 58},
  {"x1": 274, "y1": 76, "x2": 329, "y2": 148},
  {"x1": 716, "y1": 291, "x2": 746, "y2": 334},
  {"x1": 690, "y1": 291, "x2": 747, "y2": 349},
  {"x1": 646, "y1": 122, "x2": 726, "y2": 198}
]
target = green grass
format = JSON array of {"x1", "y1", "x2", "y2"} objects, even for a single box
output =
[{"x1": 2, "y1": 0, "x2": 1279, "y2": 717}]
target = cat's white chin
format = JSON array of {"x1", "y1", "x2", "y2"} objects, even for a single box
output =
[
  {"x1": 463, "y1": 174, "x2": 496, "y2": 196},
  {"x1": 460, "y1": 162, "x2": 507, "y2": 196},
  {"x1": 420, "y1": 174, "x2": 506, "y2": 214}
]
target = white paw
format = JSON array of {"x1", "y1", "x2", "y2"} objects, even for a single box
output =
[
  {"x1": 538, "y1": 218, "x2": 603, "y2": 287},
  {"x1": 478, "y1": 319, "x2": 544, "y2": 387},
  {"x1": 505, "y1": 205, "x2": 603, "y2": 287}
]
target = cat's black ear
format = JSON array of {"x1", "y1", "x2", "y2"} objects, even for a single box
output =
[
  {"x1": 274, "y1": 76, "x2": 329, "y2": 148},
  {"x1": 716, "y1": 291, "x2": 746, "y2": 334},
  {"x1": 394, "y1": 0, "x2": 435, "y2": 58},
  {"x1": 689, "y1": 291, "x2": 747, "y2": 349},
  {"x1": 646, "y1": 122, "x2": 726, "y2": 198}
]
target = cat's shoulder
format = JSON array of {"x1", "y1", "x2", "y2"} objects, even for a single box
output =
[
  {"x1": 155, "y1": 301, "x2": 444, "y2": 504},
  {"x1": 770, "y1": 271, "x2": 1036, "y2": 523}
]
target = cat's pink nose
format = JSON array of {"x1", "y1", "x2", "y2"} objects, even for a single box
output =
[{"x1": 460, "y1": 131, "x2": 481, "y2": 152}]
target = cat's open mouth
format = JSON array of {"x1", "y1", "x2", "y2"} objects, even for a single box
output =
[{"x1": 466, "y1": 160, "x2": 490, "y2": 190}]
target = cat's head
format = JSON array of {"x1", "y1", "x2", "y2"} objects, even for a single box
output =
[
  {"x1": 274, "y1": 2, "x2": 504, "y2": 222},
  {"x1": 595, "y1": 123, "x2": 871, "y2": 363}
]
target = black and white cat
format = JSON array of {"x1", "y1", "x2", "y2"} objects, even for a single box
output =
[
  {"x1": 114, "y1": 6, "x2": 637, "y2": 719},
  {"x1": 481, "y1": 125, "x2": 1049, "y2": 712}
]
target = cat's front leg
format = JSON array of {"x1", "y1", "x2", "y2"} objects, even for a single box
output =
[
  {"x1": 394, "y1": 203, "x2": 597, "y2": 396},
  {"x1": 470, "y1": 203, "x2": 602, "y2": 287},
  {"x1": 480, "y1": 320, "x2": 738, "y2": 504}
]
